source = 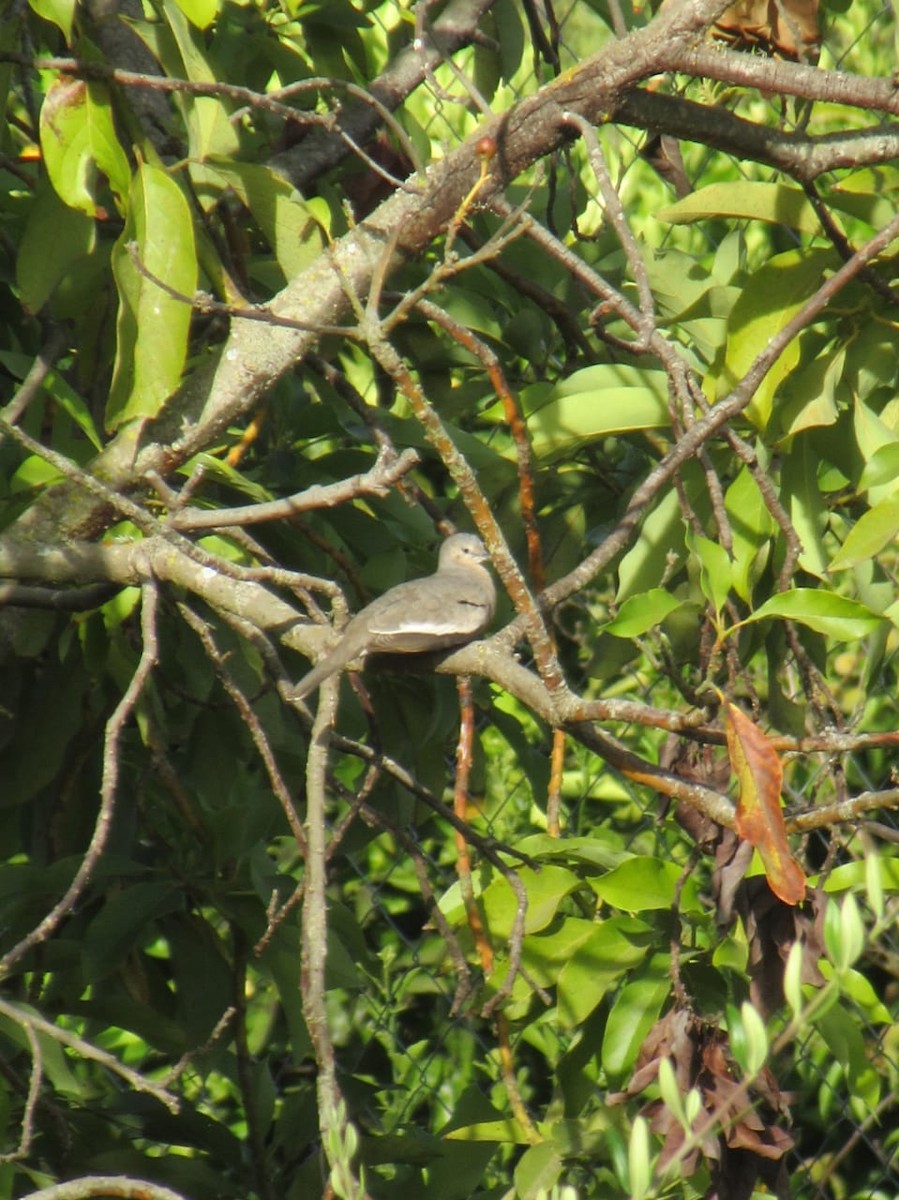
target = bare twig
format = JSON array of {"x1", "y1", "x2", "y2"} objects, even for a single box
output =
[
  {"x1": 0, "y1": 998, "x2": 179, "y2": 1114},
  {"x1": 0, "y1": 581, "x2": 161, "y2": 978}
]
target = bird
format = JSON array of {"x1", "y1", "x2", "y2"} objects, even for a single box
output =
[{"x1": 291, "y1": 533, "x2": 496, "y2": 700}]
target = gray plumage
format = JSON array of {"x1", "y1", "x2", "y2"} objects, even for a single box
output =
[{"x1": 292, "y1": 533, "x2": 495, "y2": 699}]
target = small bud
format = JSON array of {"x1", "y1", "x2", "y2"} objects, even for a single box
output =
[{"x1": 474, "y1": 135, "x2": 496, "y2": 161}]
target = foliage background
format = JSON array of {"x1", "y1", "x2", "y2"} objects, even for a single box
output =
[{"x1": 0, "y1": 1, "x2": 898, "y2": 1199}]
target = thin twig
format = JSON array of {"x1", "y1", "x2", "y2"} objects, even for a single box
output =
[
  {"x1": 0, "y1": 998, "x2": 179, "y2": 1114},
  {"x1": 0, "y1": 581, "x2": 161, "y2": 978}
]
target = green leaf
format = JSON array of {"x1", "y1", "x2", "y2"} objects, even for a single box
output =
[
  {"x1": 27, "y1": 0, "x2": 76, "y2": 39},
  {"x1": 687, "y1": 530, "x2": 732, "y2": 615},
  {"x1": 601, "y1": 957, "x2": 670, "y2": 1078},
  {"x1": 824, "y1": 892, "x2": 865, "y2": 973},
  {"x1": 814, "y1": 1000, "x2": 880, "y2": 1100},
  {"x1": 198, "y1": 161, "x2": 327, "y2": 279},
  {"x1": 163, "y1": 0, "x2": 239, "y2": 160},
  {"x1": 83, "y1": 882, "x2": 184, "y2": 979},
  {"x1": 725, "y1": 465, "x2": 776, "y2": 602},
  {"x1": 39, "y1": 79, "x2": 130, "y2": 216},
  {"x1": 716, "y1": 247, "x2": 834, "y2": 428},
  {"x1": 627, "y1": 1115, "x2": 653, "y2": 1200},
  {"x1": 170, "y1": 0, "x2": 220, "y2": 29},
  {"x1": 515, "y1": 365, "x2": 669, "y2": 459},
  {"x1": 513, "y1": 1141, "x2": 563, "y2": 1200},
  {"x1": 604, "y1": 588, "x2": 682, "y2": 637},
  {"x1": 730, "y1": 1000, "x2": 768, "y2": 1078},
  {"x1": 522, "y1": 917, "x2": 602, "y2": 989},
  {"x1": 781, "y1": 440, "x2": 829, "y2": 577},
  {"x1": 853, "y1": 398, "x2": 899, "y2": 505},
  {"x1": 657, "y1": 181, "x2": 820, "y2": 234},
  {"x1": 0, "y1": 1004, "x2": 90, "y2": 1097},
  {"x1": 820, "y1": 857, "x2": 899, "y2": 894},
  {"x1": 444, "y1": 1119, "x2": 532, "y2": 1144},
  {"x1": 778, "y1": 345, "x2": 844, "y2": 438},
  {"x1": 783, "y1": 941, "x2": 804, "y2": 1018},
  {"x1": 617, "y1": 460, "x2": 707, "y2": 601},
  {"x1": 45, "y1": 370, "x2": 103, "y2": 451},
  {"x1": 857, "y1": 442, "x2": 899, "y2": 493},
  {"x1": 481, "y1": 864, "x2": 581, "y2": 941},
  {"x1": 738, "y1": 589, "x2": 883, "y2": 640},
  {"x1": 16, "y1": 175, "x2": 96, "y2": 313},
  {"x1": 107, "y1": 162, "x2": 197, "y2": 429},
  {"x1": 829, "y1": 493, "x2": 899, "y2": 571},
  {"x1": 557, "y1": 917, "x2": 651, "y2": 1028},
  {"x1": 591, "y1": 856, "x2": 702, "y2": 913}
]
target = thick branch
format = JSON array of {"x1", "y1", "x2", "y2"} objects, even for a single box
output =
[{"x1": 615, "y1": 88, "x2": 899, "y2": 183}]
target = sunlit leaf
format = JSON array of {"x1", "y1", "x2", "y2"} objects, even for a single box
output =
[
  {"x1": 39, "y1": 78, "x2": 130, "y2": 216},
  {"x1": 738, "y1": 589, "x2": 883, "y2": 640},
  {"x1": 27, "y1": 0, "x2": 75, "y2": 39},
  {"x1": 604, "y1": 588, "x2": 682, "y2": 637},
  {"x1": 829, "y1": 493, "x2": 899, "y2": 571},
  {"x1": 107, "y1": 162, "x2": 197, "y2": 429},
  {"x1": 658, "y1": 181, "x2": 820, "y2": 234},
  {"x1": 716, "y1": 247, "x2": 834, "y2": 428}
]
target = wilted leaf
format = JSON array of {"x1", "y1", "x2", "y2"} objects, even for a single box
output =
[
  {"x1": 714, "y1": 0, "x2": 820, "y2": 59},
  {"x1": 725, "y1": 702, "x2": 805, "y2": 905}
]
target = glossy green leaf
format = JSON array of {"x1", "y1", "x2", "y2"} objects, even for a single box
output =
[
  {"x1": 519, "y1": 365, "x2": 669, "y2": 459},
  {"x1": 557, "y1": 917, "x2": 652, "y2": 1028},
  {"x1": 820, "y1": 857, "x2": 899, "y2": 894},
  {"x1": 515, "y1": 833, "x2": 628, "y2": 871},
  {"x1": 829, "y1": 493, "x2": 899, "y2": 570},
  {"x1": 853, "y1": 399, "x2": 899, "y2": 506},
  {"x1": 739, "y1": 589, "x2": 883, "y2": 640},
  {"x1": 591, "y1": 856, "x2": 702, "y2": 913},
  {"x1": 150, "y1": 1, "x2": 239, "y2": 161},
  {"x1": 44, "y1": 369, "x2": 103, "y2": 451},
  {"x1": 107, "y1": 162, "x2": 197, "y2": 429},
  {"x1": 444, "y1": 1119, "x2": 532, "y2": 1144},
  {"x1": 658, "y1": 181, "x2": 820, "y2": 234},
  {"x1": 604, "y1": 588, "x2": 682, "y2": 637},
  {"x1": 522, "y1": 917, "x2": 602, "y2": 988},
  {"x1": 39, "y1": 78, "x2": 131, "y2": 216},
  {"x1": 481, "y1": 864, "x2": 581, "y2": 941},
  {"x1": 778, "y1": 345, "x2": 844, "y2": 439}
]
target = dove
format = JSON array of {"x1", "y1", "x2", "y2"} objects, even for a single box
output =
[{"x1": 292, "y1": 533, "x2": 495, "y2": 699}]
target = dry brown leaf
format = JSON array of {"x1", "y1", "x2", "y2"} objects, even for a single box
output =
[
  {"x1": 714, "y1": 0, "x2": 820, "y2": 60},
  {"x1": 725, "y1": 702, "x2": 806, "y2": 906}
]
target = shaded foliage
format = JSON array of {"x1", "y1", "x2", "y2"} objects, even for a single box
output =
[{"x1": 0, "y1": 2, "x2": 898, "y2": 1199}]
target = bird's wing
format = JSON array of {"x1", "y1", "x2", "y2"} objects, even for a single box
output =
[{"x1": 362, "y1": 571, "x2": 493, "y2": 652}]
